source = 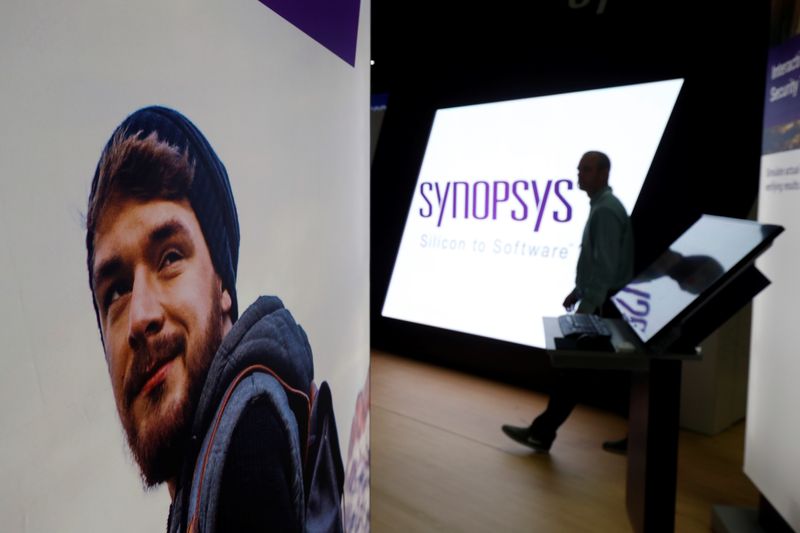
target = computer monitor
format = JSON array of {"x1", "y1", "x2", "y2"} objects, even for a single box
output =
[{"x1": 613, "y1": 215, "x2": 784, "y2": 352}]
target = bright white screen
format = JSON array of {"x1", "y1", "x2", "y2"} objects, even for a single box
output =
[{"x1": 383, "y1": 79, "x2": 684, "y2": 347}]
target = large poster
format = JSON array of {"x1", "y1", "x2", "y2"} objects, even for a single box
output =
[
  {"x1": 746, "y1": 1, "x2": 800, "y2": 528},
  {"x1": 0, "y1": 1, "x2": 369, "y2": 531}
]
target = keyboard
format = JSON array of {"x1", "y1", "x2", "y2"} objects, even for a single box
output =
[{"x1": 558, "y1": 313, "x2": 612, "y2": 338}]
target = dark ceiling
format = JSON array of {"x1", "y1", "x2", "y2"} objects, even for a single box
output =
[{"x1": 371, "y1": 2, "x2": 768, "y2": 101}]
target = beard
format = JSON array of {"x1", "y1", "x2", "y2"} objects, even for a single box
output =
[{"x1": 120, "y1": 286, "x2": 224, "y2": 488}]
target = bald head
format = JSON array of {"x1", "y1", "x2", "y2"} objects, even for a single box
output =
[{"x1": 577, "y1": 151, "x2": 610, "y2": 196}]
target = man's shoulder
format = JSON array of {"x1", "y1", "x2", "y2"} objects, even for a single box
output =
[
  {"x1": 591, "y1": 189, "x2": 629, "y2": 219},
  {"x1": 205, "y1": 295, "x2": 313, "y2": 417}
]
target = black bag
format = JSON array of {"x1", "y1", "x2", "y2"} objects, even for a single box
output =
[{"x1": 183, "y1": 365, "x2": 345, "y2": 533}]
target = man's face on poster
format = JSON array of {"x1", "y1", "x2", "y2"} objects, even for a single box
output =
[{"x1": 92, "y1": 197, "x2": 231, "y2": 486}]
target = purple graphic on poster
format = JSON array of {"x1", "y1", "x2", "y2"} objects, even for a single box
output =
[
  {"x1": 764, "y1": 34, "x2": 800, "y2": 129},
  {"x1": 258, "y1": 0, "x2": 360, "y2": 66}
]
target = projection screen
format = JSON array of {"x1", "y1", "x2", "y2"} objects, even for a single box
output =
[{"x1": 382, "y1": 79, "x2": 683, "y2": 348}]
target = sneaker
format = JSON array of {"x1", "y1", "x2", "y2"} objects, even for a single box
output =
[
  {"x1": 501, "y1": 424, "x2": 553, "y2": 453},
  {"x1": 601, "y1": 436, "x2": 628, "y2": 455}
]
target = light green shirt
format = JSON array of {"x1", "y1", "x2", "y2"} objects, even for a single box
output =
[{"x1": 575, "y1": 186, "x2": 633, "y2": 314}]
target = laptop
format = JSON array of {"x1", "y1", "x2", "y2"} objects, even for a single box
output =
[{"x1": 556, "y1": 215, "x2": 784, "y2": 354}]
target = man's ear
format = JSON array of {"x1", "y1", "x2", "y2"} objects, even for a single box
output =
[
  {"x1": 219, "y1": 286, "x2": 234, "y2": 335},
  {"x1": 221, "y1": 288, "x2": 232, "y2": 316}
]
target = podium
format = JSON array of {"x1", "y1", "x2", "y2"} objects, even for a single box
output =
[
  {"x1": 532, "y1": 216, "x2": 786, "y2": 530},
  {"x1": 543, "y1": 317, "x2": 701, "y2": 533},
  {"x1": 537, "y1": 216, "x2": 783, "y2": 531}
]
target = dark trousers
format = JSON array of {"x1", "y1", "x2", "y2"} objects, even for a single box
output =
[
  {"x1": 531, "y1": 299, "x2": 628, "y2": 440},
  {"x1": 529, "y1": 368, "x2": 629, "y2": 440}
]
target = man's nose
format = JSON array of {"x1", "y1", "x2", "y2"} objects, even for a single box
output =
[{"x1": 127, "y1": 274, "x2": 164, "y2": 351}]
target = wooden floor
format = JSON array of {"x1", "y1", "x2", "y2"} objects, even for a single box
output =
[{"x1": 370, "y1": 350, "x2": 759, "y2": 532}]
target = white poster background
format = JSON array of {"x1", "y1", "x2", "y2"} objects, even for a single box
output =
[
  {"x1": 383, "y1": 79, "x2": 683, "y2": 347},
  {"x1": 746, "y1": 149, "x2": 800, "y2": 530},
  {"x1": 0, "y1": 1, "x2": 369, "y2": 531}
]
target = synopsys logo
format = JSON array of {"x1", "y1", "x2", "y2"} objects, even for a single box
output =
[{"x1": 417, "y1": 179, "x2": 573, "y2": 231}]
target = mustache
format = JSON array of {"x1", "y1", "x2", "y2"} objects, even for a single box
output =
[{"x1": 123, "y1": 332, "x2": 186, "y2": 409}]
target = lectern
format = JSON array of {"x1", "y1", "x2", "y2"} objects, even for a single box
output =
[{"x1": 544, "y1": 215, "x2": 783, "y2": 533}]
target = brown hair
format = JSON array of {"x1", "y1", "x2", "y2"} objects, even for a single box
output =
[{"x1": 86, "y1": 130, "x2": 195, "y2": 236}]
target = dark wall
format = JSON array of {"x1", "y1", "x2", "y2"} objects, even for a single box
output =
[{"x1": 371, "y1": 2, "x2": 770, "y2": 394}]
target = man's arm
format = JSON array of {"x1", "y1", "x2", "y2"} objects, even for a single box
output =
[
  {"x1": 577, "y1": 207, "x2": 624, "y2": 314},
  {"x1": 218, "y1": 396, "x2": 302, "y2": 532}
]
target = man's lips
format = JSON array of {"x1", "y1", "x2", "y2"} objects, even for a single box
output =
[
  {"x1": 124, "y1": 334, "x2": 186, "y2": 409},
  {"x1": 140, "y1": 359, "x2": 175, "y2": 397}
]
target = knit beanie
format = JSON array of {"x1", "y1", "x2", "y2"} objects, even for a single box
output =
[{"x1": 86, "y1": 106, "x2": 240, "y2": 332}]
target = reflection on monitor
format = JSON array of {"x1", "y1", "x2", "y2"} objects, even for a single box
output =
[
  {"x1": 613, "y1": 215, "x2": 784, "y2": 344},
  {"x1": 382, "y1": 78, "x2": 684, "y2": 347}
]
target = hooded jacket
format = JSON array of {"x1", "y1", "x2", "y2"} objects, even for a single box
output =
[{"x1": 167, "y1": 296, "x2": 315, "y2": 532}]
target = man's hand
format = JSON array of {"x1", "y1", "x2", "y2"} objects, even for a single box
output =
[{"x1": 563, "y1": 290, "x2": 579, "y2": 312}]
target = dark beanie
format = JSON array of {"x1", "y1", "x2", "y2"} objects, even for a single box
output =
[{"x1": 86, "y1": 106, "x2": 240, "y2": 331}]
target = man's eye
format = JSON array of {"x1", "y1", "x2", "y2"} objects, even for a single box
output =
[
  {"x1": 160, "y1": 250, "x2": 184, "y2": 270},
  {"x1": 105, "y1": 282, "x2": 130, "y2": 309}
]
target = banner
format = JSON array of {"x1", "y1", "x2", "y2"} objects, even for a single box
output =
[{"x1": 0, "y1": 1, "x2": 369, "y2": 530}]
